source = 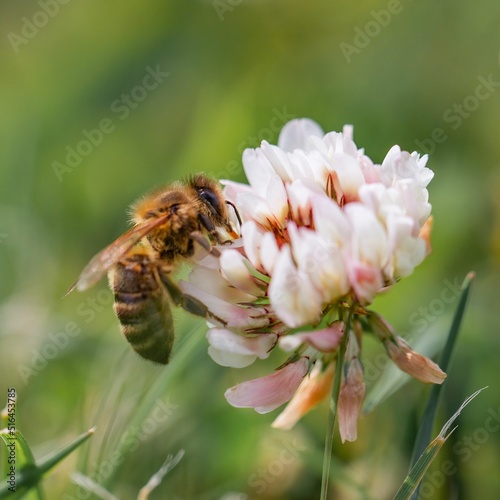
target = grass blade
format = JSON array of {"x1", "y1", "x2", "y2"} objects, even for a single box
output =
[
  {"x1": 102, "y1": 322, "x2": 202, "y2": 488},
  {"x1": 35, "y1": 427, "x2": 96, "y2": 477},
  {"x1": 137, "y1": 449, "x2": 185, "y2": 500},
  {"x1": 0, "y1": 427, "x2": 95, "y2": 499},
  {"x1": 0, "y1": 428, "x2": 43, "y2": 499},
  {"x1": 409, "y1": 273, "x2": 475, "y2": 480},
  {"x1": 395, "y1": 388, "x2": 485, "y2": 500},
  {"x1": 71, "y1": 472, "x2": 120, "y2": 500}
]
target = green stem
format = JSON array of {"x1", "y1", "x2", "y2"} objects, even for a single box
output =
[{"x1": 320, "y1": 302, "x2": 356, "y2": 500}]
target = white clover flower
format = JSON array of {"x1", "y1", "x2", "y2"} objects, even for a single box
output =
[
  {"x1": 207, "y1": 328, "x2": 277, "y2": 368},
  {"x1": 184, "y1": 118, "x2": 445, "y2": 442}
]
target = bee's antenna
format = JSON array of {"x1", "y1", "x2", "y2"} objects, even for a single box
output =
[{"x1": 226, "y1": 200, "x2": 242, "y2": 226}]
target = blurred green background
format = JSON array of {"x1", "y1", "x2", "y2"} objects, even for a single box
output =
[{"x1": 1, "y1": 1, "x2": 499, "y2": 498}]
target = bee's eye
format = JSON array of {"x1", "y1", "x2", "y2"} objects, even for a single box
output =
[
  {"x1": 198, "y1": 188, "x2": 223, "y2": 216},
  {"x1": 169, "y1": 204, "x2": 180, "y2": 215}
]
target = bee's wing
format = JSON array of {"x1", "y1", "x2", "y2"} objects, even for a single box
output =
[{"x1": 69, "y1": 215, "x2": 170, "y2": 293}]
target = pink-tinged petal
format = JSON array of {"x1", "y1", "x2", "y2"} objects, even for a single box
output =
[
  {"x1": 207, "y1": 328, "x2": 277, "y2": 368},
  {"x1": 411, "y1": 151, "x2": 434, "y2": 187},
  {"x1": 359, "y1": 154, "x2": 381, "y2": 184},
  {"x1": 388, "y1": 218, "x2": 426, "y2": 279},
  {"x1": 287, "y1": 224, "x2": 349, "y2": 305},
  {"x1": 260, "y1": 232, "x2": 280, "y2": 276},
  {"x1": 329, "y1": 152, "x2": 365, "y2": 201},
  {"x1": 190, "y1": 245, "x2": 222, "y2": 270},
  {"x1": 237, "y1": 192, "x2": 275, "y2": 229},
  {"x1": 338, "y1": 357, "x2": 365, "y2": 443},
  {"x1": 209, "y1": 350, "x2": 257, "y2": 369},
  {"x1": 321, "y1": 130, "x2": 359, "y2": 158},
  {"x1": 385, "y1": 336, "x2": 447, "y2": 384},
  {"x1": 342, "y1": 124, "x2": 354, "y2": 141},
  {"x1": 272, "y1": 361, "x2": 335, "y2": 430},
  {"x1": 242, "y1": 148, "x2": 276, "y2": 197},
  {"x1": 277, "y1": 118, "x2": 324, "y2": 153},
  {"x1": 287, "y1": 149, "x2": 318, "y2": 182},
  {"x1": 413, "y1": 150, "x2": 429, "y2": 167},
  {"x1": 220, "y1": 249, "x2": 263, "y2": 297},
  {"x1": 346, "y1": 258, "x2": 383, "y2": 305},
  {"x1": 268, "y1": 245, "x2": 324, "y2": 328},
  {"x1": 380, "y1": 146, "x2": 434, "y2": 189},
  {"x1": 179, "y1": 280, "x2": 268, "y2": 329},
  {"x1": 286, "y1": 179, "x2": 324, "y2": 227},
  {"x1": 279, "y1": 323, "x2": 344, "y2": 353},
  {"x1": 221, "y1": 179, "x2": 254, "y2": 205},
  {"x1": 261, "y1": 142, "x2": 294, "y2": 182},
  {"x1": 241, "y1": 220, "x2": 265, "y2": 271},
  {"x1": 237, "y1": 183, "x2": 288, "y2": 231},
  {"x1": 225, "y1": 358, "x2": 309, "y2": 414},
  {"x1": 369, "y1": 313, "x2": 446, "y2": 385},
  {"x1": 277, "y1": 334, "x2": 303, "y2": 352},
  {"x1": 312, "y1": 195, "x2": 351, "y2": 248},
  {"x1": 265, "y1": 174, "x2": 289, "y2": 226},
  {"x1": 398, "y1": 182, "x2": 432, "y2": 228},
  {"x1": 344, "y1": 203, "x2": 389, "y2": 268},
  {"x1": 356, "y1": 183, "x2": 428, "y2": 281},
  {"x1": 185, "y1": 264, "x2": 257, "y2": 303}
]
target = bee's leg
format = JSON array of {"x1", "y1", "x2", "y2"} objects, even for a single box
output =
[
  {"x1": 197, "y1": 213, "x2": 232, "y2": 247},
  {"x1": 190, "y1": 230, "x2": 221, "y2": 257},
  {"x1": 157, "y1": 268, "x2": 226, "y2": 325}
]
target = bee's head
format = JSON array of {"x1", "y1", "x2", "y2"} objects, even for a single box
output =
[
  {"x1": 189, "y1": 174, "x2": 240, "y2": 239},
  {"x1": 189, "y1": 174, "x2": 226, "y2": 220}
]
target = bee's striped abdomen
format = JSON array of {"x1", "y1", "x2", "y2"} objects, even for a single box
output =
[{"x1": 109, "y1": 251, "x2": 174, "y2": 364}]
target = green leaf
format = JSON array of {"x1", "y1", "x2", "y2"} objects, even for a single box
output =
[
  {"x1": 137, "y1": 449, "x2": 185, "y2": 500},
  {"x1": 0, "y1": 427, "x2": 95, "y2": 499},
  {"x1": 70, "y1": 472, "x2": 119, "y2": 500},
  {"x1": 101, "y1": 323, "x2": 202, "y2": 488},
  {"x1": 0, "y1": 429, "x2": 44, "y2": 500},
  {"x1": 408, "y1": 272, "x2": 475, "y2": 500},
  {"x1": 35, "y1": 427, "x2": 96, "y2": 477},
  {"x1": 394, "y1": 388, "x2": 485, "y2": 500}
]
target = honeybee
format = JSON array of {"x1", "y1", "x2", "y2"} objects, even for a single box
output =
[{"x1": 71, "y1": 174, "x2": 240, "y2": 364}]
